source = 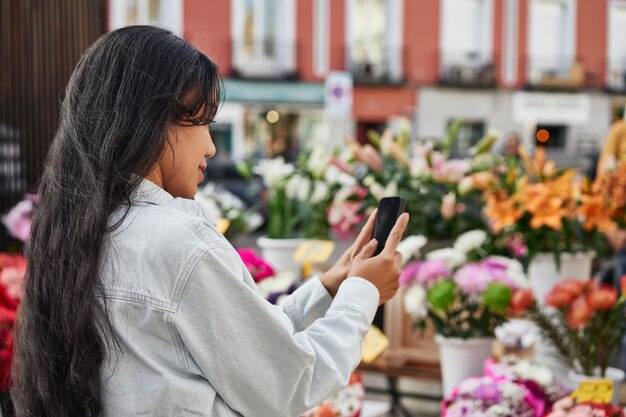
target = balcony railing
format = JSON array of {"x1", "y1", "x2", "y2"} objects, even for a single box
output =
[
  {"x1": 231, "y1": 38, "x2": 298, "y2": 80},
  {"x1": 439, "y1": 51, "x2": 496, "y2": 88},
  {"x1": 607, "y1": 68, "x2": 626, "y2": 92},
  {"x1": 346, "y1": 43, "x2": 405, "y2": 85},
  {"x1": 526, "y1": 55, "x2": 585, "y2": 90}
]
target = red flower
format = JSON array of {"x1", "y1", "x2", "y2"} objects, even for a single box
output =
[
  {"x1": 510, "y1": 289, "x2": 534, "y2": 313},
  {"x1": 587, "y1": 285, "x2": 618, "y2": 311},
  {"x1": 566, "y1": 298, "x2": 594, "y2": 329},
  {"x1": 545, "y1": 280, "x2": 587, "y2": 308},
  {"x1": 620, "y1": 275, "x2": 626, "y2": 296},
  {"x1": 314, "y1": 403, "x2": 336, "y2": 417}
]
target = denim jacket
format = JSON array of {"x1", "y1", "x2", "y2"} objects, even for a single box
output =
[{"x1": 97, "y1": 179, "x2": 379, "y2": 417}]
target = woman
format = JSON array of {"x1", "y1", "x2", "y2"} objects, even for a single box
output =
[{"x1": 12, "y1": 26, "x2": 407, "y2": 417}]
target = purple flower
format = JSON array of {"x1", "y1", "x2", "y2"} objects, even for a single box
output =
[
  {"x1": 400, "y1": 262, "x2": 420, "y2": 286},
  {"x1": 471, "y1": 380, "x2": 502, "y2": 403},
  {"x1": 2, "y1": 198, "x2": 35, "y2": 242},
  {"x1": 453, "y1": 261, "x2": 515, "y2": 296},
  {"x1": 416, "y1": 260, "x2": 450, "y2": 285}
]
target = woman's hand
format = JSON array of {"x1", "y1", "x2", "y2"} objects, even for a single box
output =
[
  {"x1": 320, "y1": 210, "x2": 378, "y2": 297},
  {"x1": 347, "y1": 213, "x2": 408, "y2": 305}
]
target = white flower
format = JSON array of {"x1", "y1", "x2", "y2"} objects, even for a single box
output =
[
  {"x1": 397, "y1": 236, "x2": 428, "y2": 264},
  {"x1": 410, "y1": 157, "x2": 430, "y2": 177},
  {"x1": 369, "y1": 182, "x2": 385, "y2": 201},
  {"x1": 403, "y1": 285, "x2": 428, "y2": 320},
  {"x1": 285, "y1": 174, "x2": 310, "y2": 202},
  {"x1": 324, "y1": 165, "x2": 356, "y2": 187},
  {"x1": 253, "y1": 157, "x2": 295, "y2": 188},
  {"x1": 458, "y1": 176, "x2": 474, "y2": 195},
  {"x1": 310, "y1": 181, "x2": 330, "y2": 205},
  {"x1": 306, "y1": 147, "x2": 329, "y2": 179},
  {"x1": 244, "y1": 212, "x2": 264, "y2": 231},
  {"x1": 383, "y1": 181, "x2": 398, "y2": 198},
  {"x1": 453, "y1": 230, "x2": 487, "y2": 255},
  {"x1": 513, "y1": 361, "x2": 554, "y2": 387},
  {"x1": 426, "y1": 248, "x2": 466, "y2": 269}
]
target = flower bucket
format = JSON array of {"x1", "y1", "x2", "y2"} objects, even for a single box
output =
[
  {"x1": 435, "y1": 335, "x2": 493, "y2": 397},
  {"x1": 257, "y1": 236, "x2": 305, "y2": 272},
  {"x1": 567, "y1": 367, "x2": 625, "y2": 405},
  {"x1": 528, "y1": 252, "x2": 594, "y2": 305}
]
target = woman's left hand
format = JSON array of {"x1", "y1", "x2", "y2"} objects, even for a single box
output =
[{"x1": 320, "y1": 209, "x2": 377, "y2": 297}]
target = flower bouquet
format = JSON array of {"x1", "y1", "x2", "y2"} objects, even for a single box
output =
[
  {"x1": 513, "y1": 278, "x2": 626, "y2": 379},
  {"x1": 401, "y1": 230, "x2": 528, "y2": 339},
  {"x1": 400, "y1": 230, "x2": 529, "y2": 395},
  {"x1": 545, "y1": 396, "x2": 625, "y2": 417},
  {"x1": 481, "y1": 147, "x2": 603, "y2": 268},
  {"x1": 579, "y1": 160, "x2": 626, "y2": 234}
]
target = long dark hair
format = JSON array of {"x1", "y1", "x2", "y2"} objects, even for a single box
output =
[{"x1": 12, "y1": 26, "x2": 220, "y2": 417}]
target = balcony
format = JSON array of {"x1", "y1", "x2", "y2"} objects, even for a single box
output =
[
  {"x1": 439, "y1": 51, "x2": 496, "y2": 88},
  {"x1": 526, "y1": 56, "x2": 586, "y2": 90},
  {"x1": 346, "y1": 43, "x2": 405, "y2": 85},
  {"x1": 231, "y1": 38, "x2": 298, "y2": 80},
  {"x1": 607, "y1": 68, "x2": 626, "y2": 93}
]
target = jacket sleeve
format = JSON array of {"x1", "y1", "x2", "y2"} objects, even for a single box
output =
[
  {"x1": 278, "y1": 275, "x2": 334, "y2": 331},
  {"x1": 174, "y1": 245, "x2": 379, "y2": 417}
]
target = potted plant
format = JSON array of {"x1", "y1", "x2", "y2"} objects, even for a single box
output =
[
  {"x1": 514, "y1": 278, "x2": 626, "y2": 404},
  {"x1": 400, "y1": 230, "x2": 528, "y2": 396},
  {"x1": 481, "y1": 147, "x2": 605, "y2": 302}
]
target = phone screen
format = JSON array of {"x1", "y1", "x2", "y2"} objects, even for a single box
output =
[{"x1": 372, "y1": 196, "x2": 407, "y2": 256}]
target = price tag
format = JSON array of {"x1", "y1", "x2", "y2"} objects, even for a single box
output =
[
  {"x1": 293, "y1": 240, "x2": 335, "y2": 265},
  {"x1": 361, "y1": 325, "x2": 389, "y2": 363},
  {"x1": 570, "y1": 379, "x2": 613, "y2": 404},
  {"x1": 216, "y1": 218, "x2": 230, "y2": 235}
]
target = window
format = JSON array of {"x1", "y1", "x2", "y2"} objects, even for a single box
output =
[
  {"x1": 535, "y1": 125, "x2": 566, "y2": 149},
  {"x1": 608, "y1": 1, "x2": 626, "y2": 90},
  {"x1": 447, "y1": 120, "x2": 485, "y2": 156},
  {"x1": 347, "y1": 0, "x2": 403, "y2": 83},
  {"x1": 527, "y1": 0, "x2": 576, "y2": 84},
  {"x1": 231, "y1": 0, "x2": 296, "y2": 78},
  {"x1": 440, "y1": 0, "x2": 494, "y2": 84},
  {"x1": 109, "y1": 0, "x2": 183, "y2": 35}
]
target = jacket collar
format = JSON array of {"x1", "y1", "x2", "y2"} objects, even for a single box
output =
[{"x1": 132, "y1": 178, "x2": 217, "y2": 227}]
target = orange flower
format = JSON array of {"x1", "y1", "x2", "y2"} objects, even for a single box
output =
[
  {"x1": 483, "y1": 193, "x2": 523, "y2": 233},
  {"x1": 579, "y1": 194, "x2": 618, "y2": 233},
  {"x1": 587, "y1": 285, "x2": 618, "y2": 311},
  {"x1": 471, "y1": 172, "x2": 498, "y2": 190},
  {"x1": 566, "y1": 298, "x2": 594, "y2": 329},
  {"x1": 510, "y1": 289, "x2": 534, "y2": 313},
  {"x1": 546, "y1": 289, "x2": 577, "y2": 308},
  {"x1": 554, "y1": 280, "x2": 586, "y2": 298}
]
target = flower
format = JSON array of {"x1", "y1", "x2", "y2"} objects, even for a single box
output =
[
  {"x1": 440, "y1": 192, "x2": 457, "y2": 219},
  {"x1": 453, "y1": 261, "x2": 516, "y2": 297},
  {"x1": 426, "y1": 248, "x2": 466, "y2": 269},
  {"x1": 586, "y1": 285, "x2": 618, "y2": 311},
  {"x1": 403, "y1": 285, "x2": 428, "y2": 320},
  {"x1": 253, "y1": 157, "x2": 295, "y2": 188},
  {"x1": 310, "y1": 181, "x2": 330, "y2": 205},
  {"x1": 2, "y1": 196, "x2": 37, "y2": 242},
  {"x1": 396, "y1": 236, "x2": 427, "y2": 264},
  {"x1": 453, "y1": 230, "x2": 487, "y2": 254},
  {"x1": 565, "y1": 298, "x2": 594, "y2": 329},
  {"x1": 236, "y1": 248, "x2": 275, "y2": 283},
  {"x1": 510, "y1": 289, "x2": 534, "y2": 313},
  {"x1": 285, "y1": 174, "x2": 311, "y2": 202},
  {"x1": 433, "y1": 159, "x2": 471, "y2": 183}
]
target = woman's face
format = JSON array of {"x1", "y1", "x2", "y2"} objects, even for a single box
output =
[{"x1": 150, "y1": 123, "x2": 216, "y2": 198}]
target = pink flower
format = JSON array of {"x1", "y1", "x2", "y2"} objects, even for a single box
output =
[
  {"x1": 441, "y1": 193, "x2": 457, "y2": 220},
  {"x1": 0, "y1": 264, "x2": 25, "y2": 300},
  {"x1": 454, "y1": 261, "x2": 516, "y2": 296},
  {"x1": 416, "y1": 260, "x2": 451, "y2": 285},
  {"x1": 399, "y1": 262, "x2": 420, "y2": 286},
  {"x1": 433, "y1": 160, "x2": 472, "y2": 183},
  {"x1": 2, "y1": 199, "x2": 35, "y2": 242},
  {"x1": 236, "y1": 248, "x2": 275, "y2": 283}
]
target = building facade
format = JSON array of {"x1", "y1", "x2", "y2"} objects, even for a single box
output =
[{"x1": 108, "y1": 0, "x2": 626, "y2": 164}]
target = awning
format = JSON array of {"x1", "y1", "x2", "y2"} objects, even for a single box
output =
[{"x1": 223, "y1": 79, "x2": 325, "y2": 105}]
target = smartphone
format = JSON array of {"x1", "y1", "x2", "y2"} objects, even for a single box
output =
[{"x1": 371, "y1": 196, "x2": 407, "y2": 256}]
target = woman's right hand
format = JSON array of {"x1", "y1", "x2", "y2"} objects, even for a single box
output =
[{"x1": 347, "y1": 213, "x2": 409, "y2": 305}]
